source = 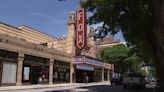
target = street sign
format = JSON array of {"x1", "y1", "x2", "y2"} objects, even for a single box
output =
[{"x1": 76, "y1": 8, "x2": 87, "y2": 49}]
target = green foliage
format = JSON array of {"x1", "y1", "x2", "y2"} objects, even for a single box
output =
[
  {"x1": 148, "y1": 67, "x2": 156, "y2": 76},
  {"x1": 98, "y1": 44, "x2": 144, "y2": 74},
  {"x1": 124, "y1": 55, "x2": 142, "y2": 72},
  {"x1": 101, "y1": 44, "x2": 129, "y2": 63},
  {"x1": 81, "y1": 0, "x2": 155, "y2": 67}
]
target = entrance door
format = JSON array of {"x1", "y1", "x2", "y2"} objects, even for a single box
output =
[
  {"x1": 30, "y1": 66, "x2": 40, "y2": 84},
  {"x1": 76, "y1": 69, "x2": 94, "y2": 83}
]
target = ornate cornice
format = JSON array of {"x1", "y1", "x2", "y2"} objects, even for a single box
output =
[{"x1": 0, "y1": 34, "x2": 72, "y2": 62}]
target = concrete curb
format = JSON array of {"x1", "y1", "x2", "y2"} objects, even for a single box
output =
[{"x1": 0, "y1": 83, "x2": 77, "y2": 91}]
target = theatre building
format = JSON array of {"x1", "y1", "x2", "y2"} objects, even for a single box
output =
[{"x1": 0, "y1": 10, "x2": 115, "y2": 86}]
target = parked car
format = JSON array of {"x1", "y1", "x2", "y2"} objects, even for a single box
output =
[
  {"x1": 155, "y1": 82, "x2": 160, "y2": 92},
  {"x1": 111, "y1": 77, "x2": 122, "y2": 85},
  {"x1": 145, "y1": 76, "x2": 157, "y2": 84},
  {"x1": 122, "y1": 73, "x2": 145, "y2": 89}
]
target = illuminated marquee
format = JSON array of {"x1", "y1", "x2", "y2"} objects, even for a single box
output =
[
  {"x1": 74, "y1": 56, "x2": 105, "y2": 67},
  {"x1": 76, "y1": 8, "x2": 87, "y2": 49}
]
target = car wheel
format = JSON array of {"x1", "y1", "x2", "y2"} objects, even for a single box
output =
[
  {"x1": 123, "y1": 85, "x2": 127, "y2": 89},
  {"x1": 141, "y1": 84, "x2": 145, "y2": 89},
  {"x1": 111, "y1": 82, "x2": 113, "y2": 85}
]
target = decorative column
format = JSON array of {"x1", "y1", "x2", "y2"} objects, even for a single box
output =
[
  {"x1": 70, "y1": 63, "x2": 75, "y2": 84},
  {"x1": 111, "y1": 64, "x2": 114, "y2": 78},
  {"x1": 107, "y1": 69, "x2": 110, "y2": 82},
  {"x1": 94, "y1": 68, "x2": 97, "y2": 82},
  {"x1": 16, "y1": 52, "x2": 24, "y2": 86},
  {"x1": 49, "y1": 58, "x2": 54, "y2": 84},
  {"x1": 66, "y1": 12, "x2": 76, "y2": 55},
  {"x1": 102, "y1": 68, "x2": 104, "y2": 82}
]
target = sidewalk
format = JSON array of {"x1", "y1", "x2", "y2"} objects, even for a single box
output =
[{"x1": 0, "y1": 81, "x2": 110, "y2": 91}]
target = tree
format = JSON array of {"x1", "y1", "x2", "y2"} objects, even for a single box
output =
[
  {"x1": 98, "y1": 44, "x2": 144, "y2": 76},
  {"x1": 81, "y1": 0, "x2": 164, "y2": 91},
  {"x1": 124, "y1": 54, "x2": 146, "y2": 76},
  {"x1": 101, "y1": 44, "x2": 130, "y2": 73}
]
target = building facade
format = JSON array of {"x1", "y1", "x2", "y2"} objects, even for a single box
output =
[{"x1": 0, "y1": 12, "x2": 114, "y2": 86}]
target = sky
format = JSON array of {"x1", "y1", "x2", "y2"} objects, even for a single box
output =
[{"x1": 0, "y1": 0, "x2": 125, "y2": 42}]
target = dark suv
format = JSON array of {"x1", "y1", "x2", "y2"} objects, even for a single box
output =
[{"x1": 111, "y1": 77, "x2": 122, "y2": 85}]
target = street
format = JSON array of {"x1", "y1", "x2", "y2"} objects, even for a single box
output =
[
  {"x1": 68, "y1": 85, "x2": 154, "y2": 92},
  {"x1": 3, "y1": 83, "x2": 155, "y2": 92},
  {"x1": 45, "y1": 85, "x2": 155, "y2": 92}
]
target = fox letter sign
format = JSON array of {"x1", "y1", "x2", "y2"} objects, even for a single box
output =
[{"x1": 76, "y1": 8, "x2": 87, "y2": 49}]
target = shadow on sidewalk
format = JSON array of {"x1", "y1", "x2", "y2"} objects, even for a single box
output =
[{"x1": 45, "y1": 85, "x2": 154, "y2": 92}]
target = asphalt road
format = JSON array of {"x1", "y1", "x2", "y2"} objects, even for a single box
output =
[
  {"x1": 46, "y1": 85, "x2": 154, "y2": 92},
  {"x1": 4, "y1": 84, "x2": 155, "y2": 92}
]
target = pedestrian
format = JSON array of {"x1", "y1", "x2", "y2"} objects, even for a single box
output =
[
  {"x1": 38, "y1": 76, "x2": 43, "y2": 83},
  {"x1": 86, "y1": 75, "x2": 89, "y2": 83}
]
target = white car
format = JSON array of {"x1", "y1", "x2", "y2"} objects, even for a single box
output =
[
  {"x1": 122, "y1": 73, "x2": 145, "y2": 89},
  {"x1": 145, "y1": 76, "x2": 157, "y2": 84}
]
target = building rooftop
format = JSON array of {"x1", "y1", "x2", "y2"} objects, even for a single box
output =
[
  {"x1": 96, "y1": 36, "x2": 119, "y2": 45},
  {"x1": 18, "y1": 25, "x2": 59, "y2": 40}
]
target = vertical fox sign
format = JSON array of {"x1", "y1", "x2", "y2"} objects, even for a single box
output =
[{"x1": 76, "y1": 8, "x2": 87, "y2": 49}]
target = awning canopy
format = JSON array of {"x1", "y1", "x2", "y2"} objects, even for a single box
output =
[{"x1": 73, "y1": 56, "x2": 113, "y2": 69}]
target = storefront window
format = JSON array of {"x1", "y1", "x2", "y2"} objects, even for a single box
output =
[
  {"x1": 2, "y1": 62, "x2": 17, "y2": 83},
  {"x1": 40, "y1": 66, "x2": 49, "y2": 83},
  {"x1": 53, "y1": 61, "x2": 70, "y2": 83},
  {"x1": 23, "y1": 66, "x2": 30, "y2": 81},
  {"x1": 65, "y1": 72, "x2": 70, "y2": 81},
  {"x1": 53, "y1": 68, "x2": 70, "y2": 82},
  {"x1": 53, "y1": 71, "x2": 58, "y2": 81},
  {"x1": 59, "y1": 72, "x2": 64, "y2": 81}
]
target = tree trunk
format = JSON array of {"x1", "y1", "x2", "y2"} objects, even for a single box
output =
[{"x1": 153, "y1": 0, "x2": 164, "y2": 91}]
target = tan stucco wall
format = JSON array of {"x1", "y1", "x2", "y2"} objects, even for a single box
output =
[
  {"x1": 0, "y1": 23, "x2": 58, "y2": 44},
  {"x1": 0, "y1": 23, "x2": 69, "y2": 53}
]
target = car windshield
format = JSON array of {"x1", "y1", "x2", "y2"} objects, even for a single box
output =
[{"x1": 124, "y1": 73, "x2": 143, "y2": 77}]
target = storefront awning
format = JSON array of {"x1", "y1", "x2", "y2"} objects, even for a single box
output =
[{"x1": 73, "y1": 56, "x2": 112, "y2": 69}]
